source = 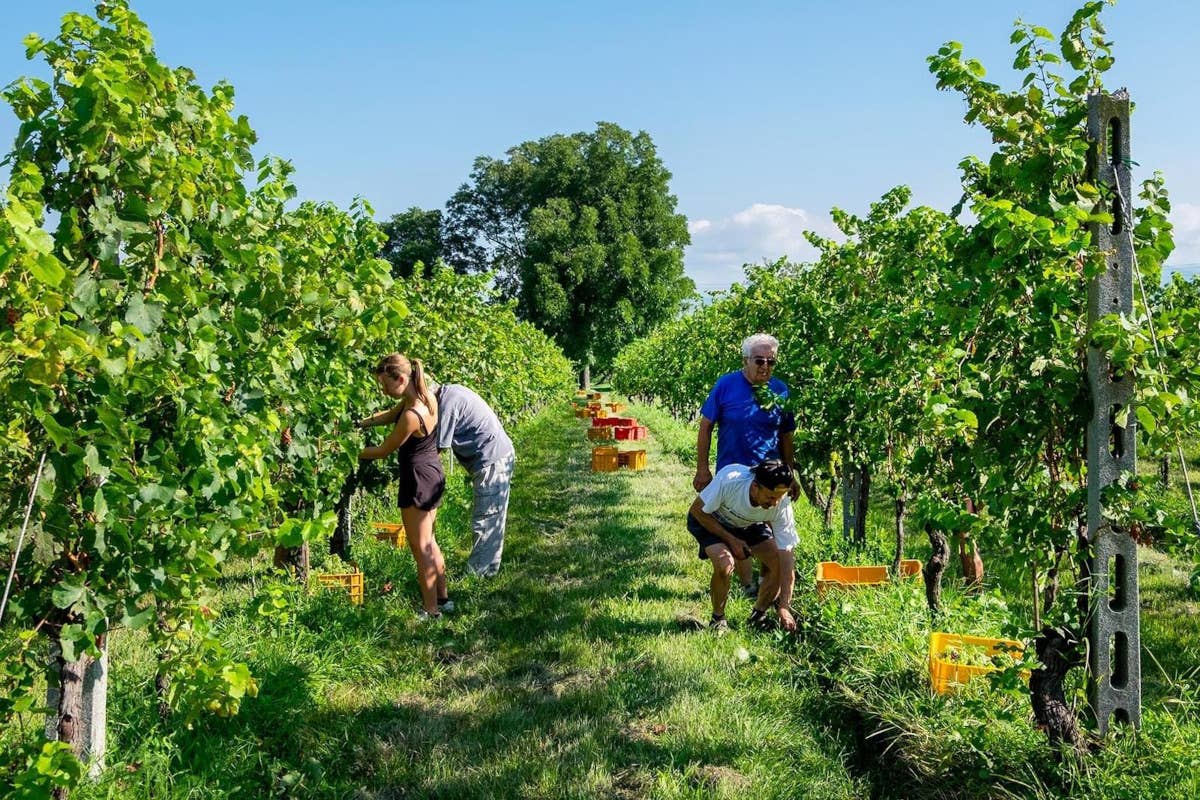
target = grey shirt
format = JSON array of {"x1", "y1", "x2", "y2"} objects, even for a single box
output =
[{"x1": 434, "y1": 384, "x2": 515, "y2": 474}]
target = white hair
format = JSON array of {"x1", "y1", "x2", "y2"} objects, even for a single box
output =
[{"x1": 741, "y1": 333, "x2": 779, "y2": 358}]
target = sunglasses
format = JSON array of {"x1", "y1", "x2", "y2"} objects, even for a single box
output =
[{"x1": 749, "y1": 357, "x2": 777, "y2": 367}]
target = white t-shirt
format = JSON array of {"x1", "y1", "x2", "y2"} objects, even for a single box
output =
[{"x1": 698, "y1": 464, "x2": 798, "y2": 551}]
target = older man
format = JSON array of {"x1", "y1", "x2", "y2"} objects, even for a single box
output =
[{"x1": 694, "y1": 333, "x2": 799, "y2": 629}]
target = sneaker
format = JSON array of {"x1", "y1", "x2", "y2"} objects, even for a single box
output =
[
  {"x1": 437, "y1": 598, "x2": 456, "y2": 613},
  {"x1": 709, "y1": 615, "x2": 729, "y2": 633},
  {"x1": 748, "y1": 608, "x2": 775, "y2": 631},
  {"x1": 416, "y1": 609, "x2": 442, "y2": 622},
  {"x1": 741, "y1": 581, "x2": 760, "y2": 600}
]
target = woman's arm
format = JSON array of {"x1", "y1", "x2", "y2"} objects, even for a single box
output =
[
  {"x1": 358, "y1": 407, "x2": 417, "y2": 460},
  {"x1": 355, "y1": 405, "x2": 401, "y2": 429}
]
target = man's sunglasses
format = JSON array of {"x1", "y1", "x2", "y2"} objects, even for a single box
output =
[{"x1": 749, "y1": 357, "x2": 777, "y2": 367}]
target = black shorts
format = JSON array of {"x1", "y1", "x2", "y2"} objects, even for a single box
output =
[
  {"x1": 687, "y1": 513, "x2": 772, "y2": 559},
  {"x1": 398, "y1": 459, "x2": 446, "y2": 511}
]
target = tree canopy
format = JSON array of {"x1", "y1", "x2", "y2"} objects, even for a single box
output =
[
  {"x1": 444, "y1": 122, "x2": 694, "y2": 376},
  {"x1": 378, "y1": 206, "x2": 445, "y2": 278}
]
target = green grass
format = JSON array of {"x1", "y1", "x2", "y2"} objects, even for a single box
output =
[
  {"x1": 70, "y1": 401, "x2": 865, "y2": 799},
  {"x1": 13, "y1": 395, "x2": 1200, "y2": 799}
]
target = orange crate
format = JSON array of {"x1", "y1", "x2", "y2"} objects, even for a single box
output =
[
  {"x1": 607, "y1": 402, "x2": 626, "y2": 413},
  {"x1": 591, "y1": 446, "x2": 619, "y2": 472},
  {"x1": 574, "y1": 407, "x2": 592, "y2": 419},
  {"x1": 588, "y1": 392, "x2": 602, "y2": 400},
  {"x1": 371, "y1": 522, "x2": 406, "y2": 547},
  {"x1": 815, "y1": 559, "x2": 922, "y2": 597},
  {"x1": 595, "y1": 408, "x2": 609, "y2": 419},
  {"x1": 929, "y1": 633, "x2": 1027, "y2": 694},
  {"x1": 587, "y1": 426, "x2": 614, "y2": 441},
  {"x1": 617, "y1": 449, "x2": 647, "y2": 470},
  {"x1": 317, "y1": 569, "x2": 364, "y2": 605}
]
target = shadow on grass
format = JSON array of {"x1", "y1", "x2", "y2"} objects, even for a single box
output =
[{"x1": 93, "y1": 405, "x2": 713, "y2": 799}]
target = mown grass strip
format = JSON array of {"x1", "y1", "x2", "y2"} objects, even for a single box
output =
[{"x1": 73, "y1": 402, "x2": 864, "y2": 799}]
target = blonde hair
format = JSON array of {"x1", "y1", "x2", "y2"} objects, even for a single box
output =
[{"x1": 374, "y1": 353, "x2": 436, "y2": 413}]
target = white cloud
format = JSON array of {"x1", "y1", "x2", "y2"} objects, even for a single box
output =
[
  {"x1": 1167, "y1": 202, "x2": 1200, "y2": 268},
  {"x1": 685, "y1": 203, "x2": 838, "y2": 292}
]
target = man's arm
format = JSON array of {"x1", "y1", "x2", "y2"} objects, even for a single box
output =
[
  {"x1": 779, "y1": 429, "x2": 801, "y2": 501},
  {"x1": 694, "y1": 416, "x2": 715, "y2": 491},
  {"x1": 689, "y1": 497, "x2": 751, "y2": 560}
]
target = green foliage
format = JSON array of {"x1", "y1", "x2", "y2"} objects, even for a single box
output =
[
  {"x1": 378, "y1": 206, "x2": 445, "y2": 279},
  {"x1": 0, "y1": 1, "x2": 572, "y2": 787},
  {"x1": 444, "y1": 121, "x2": 695, "y2": 374}
]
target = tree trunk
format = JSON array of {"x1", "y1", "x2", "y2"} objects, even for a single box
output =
[
  {"x1": 1042, "y1": 541, "x2": 1068, "y2": 614},
  {"x1": 923, "y1": 523, "x2": 950, "y2": 615},
  {"x1": 1160, "y1": 455, "x2": 1170, "y2": 489},
  {"x1": 1030, "y1": 626, "x2": 1086, "y2": 757},
  {"x1": 799, "y1": 476, "x2": 828, "y2": 518},
  {"x1": 46, "y1": 635, "x2": 108, "y2": 792},
  {"x1": 274, "y1": 543, "x2": 310, "y2": 582},
  {"x1": 893, "y1": 494, "x2": 906, "y2": 575},
  {"x1": 823, "y1": 476, "x2": 837, "y2": 530},
  {"x1": 843, "y1": 464, "x2": 870, "y2": 546},
  {"x1": 580, "y1": 365, "x2": 591, "y2": 390},
  {"x1": 154, "y1": 610, "x2": 171, "y2": 722}
]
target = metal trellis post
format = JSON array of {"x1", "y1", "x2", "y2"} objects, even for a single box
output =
[{"x1": 1085, "y1": 89, "x2": 1141, "y2": 733}]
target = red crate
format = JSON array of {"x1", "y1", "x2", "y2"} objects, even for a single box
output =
[
  {"x1": 609, "y1": 417, "x2": 636, "y2": 428},
  {"x1": 614, "y1": 425, "x2": 648, "y2": 441}
]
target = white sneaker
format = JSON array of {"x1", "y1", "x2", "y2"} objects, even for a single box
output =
[
  {"x1": 416, "y1": 609, "x2": 442, "y2": 622},
  {"x1": 438, "y1": 599, "x2": 456, "y2": 613}
]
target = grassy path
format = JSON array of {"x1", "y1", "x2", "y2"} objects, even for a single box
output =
[
  {"x1": 86, "y1": 402, "x2": 862, "y2": 799},
  {"x1": 345, "y1": 405, "x2": 864, "y2": 797}
]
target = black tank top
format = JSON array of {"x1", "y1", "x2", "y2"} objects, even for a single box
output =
[{"x1": 397, "y1": 406, "x2": 439, "y2": 464}]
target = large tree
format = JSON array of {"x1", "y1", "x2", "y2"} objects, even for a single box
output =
[
  {"x1": 378, "y1": 206, "x2": 445, "y2": 278},
  {"x1": 444, "y1": 122, "x2": 694, "y2": 381}
]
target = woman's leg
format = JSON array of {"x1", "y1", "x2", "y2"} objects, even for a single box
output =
[
  {"x1": 402, "y1": 505, "x2": 440, "y2": 613},
  {"x1": 430, "y1": 509, "x2": 448, "y2": 600}
]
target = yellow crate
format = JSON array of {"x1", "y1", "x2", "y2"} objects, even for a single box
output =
[
  {"x1": 929, "y1": 632, "x2": 1026, "y2": 694},
  {"x1": 815, "y1": 559, "x2": 922, "y2": 597},
  {"x1": 587, "y1": 426, "x2": 614, "y2": 441},
  {"x1": 607, "y1": 402, "x2": 627, "y2": 414},
  {"x1": 574, "y1": 407, "x2": 592, "y2": 419},
  {"x1": 592, "y1": 446, "x2": 619, "y2": 472},
  {"x1": 595, "y1": 408, "x2": 609, "y2": 419},
  {"x1": 317, "y1": 569, "x2": 364, "y2": 605},
  {"x1": 618, "y1": 449, "x2": 647, "y2": 471},
  {"x1": 371, "y1": 522, "x2": 406, "y2": 547},
  {"x1": 588, "y1": 392, "x2": 602, "y2": 401}
]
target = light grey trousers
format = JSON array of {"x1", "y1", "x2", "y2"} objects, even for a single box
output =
[{"x1": 467, "y1": 456, "x2": 514, "y2": 577}]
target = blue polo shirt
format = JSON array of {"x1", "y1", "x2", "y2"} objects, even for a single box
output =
[{"x1": 700, "y1": 371, "x2": 796, "y2": 470}]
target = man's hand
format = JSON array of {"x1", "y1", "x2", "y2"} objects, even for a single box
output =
[
  {"x1": 728, "y1": 539, "x2": 751, "y2": 561},
  {"x1": 777, "y1": 606, "x2": 797, "y2": 632},
  {"x1": 693, "y1": 467, "x2": 713, "y2": 493}
]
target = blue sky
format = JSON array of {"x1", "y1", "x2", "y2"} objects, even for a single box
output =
[{"x1": 2, "y1": 1, "x2": 1197, "y2": 290}]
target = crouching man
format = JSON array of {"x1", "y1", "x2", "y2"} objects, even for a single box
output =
[{"x1": 688, "y1": 459, "x2": 798, "y2": 632}]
